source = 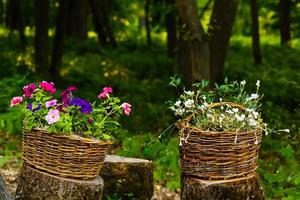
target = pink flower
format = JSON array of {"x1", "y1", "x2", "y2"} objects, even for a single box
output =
[
  {"x1": 121, "y1": 102, "x2": 132, "y2": 116},
  {"x1": 45, "y1": 99, "x2": 57, "y2": 107},
  {"x1": 23, "y1": 83, "x2": 36, "y2": 98},
  {"x1": 98, "y1": 87, "x2": 113, "y2": 99},
  {"x1": 45, "y1": 109, "x2": 60, "y2": 124},
  {"x1": 10, "y1": 96, "x2": 23, "y2": 107},
  {"x1": 39, "y1": 81, "x2": 56, "y2": 94},
  {"x1": 61, "y1": 86, "x2": 77, "y2": 105}
]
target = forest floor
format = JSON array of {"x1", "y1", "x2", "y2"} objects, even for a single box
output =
[{"x1": 0, "y1": 162, "x2": 180, "y2": 200}]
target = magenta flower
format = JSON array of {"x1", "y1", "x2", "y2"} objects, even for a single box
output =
[
  {"x1": 10, "y1": 96, "x2": 23, "y2": 107},
  {"x1": 61, "y1": 86, "x2": 77, "y2": 105},
  {"x1": 45, "y1": 109, "x2": 60, "y2": 124},
  {"x1": 98, "y1": 87, "x2": 113, "y2": 99},
  {"x1": 23, "y1": 83, "x2": 36, "y2": 98},
  {"x1": 39, "y1": 81, "x2": 56, "y2": 94},
  {"x1": 121, "y1": 102, "x2": 132, "y2": 116},
  {"x1": 45, "y1": 99, "x2": 58, "y2": 108}
]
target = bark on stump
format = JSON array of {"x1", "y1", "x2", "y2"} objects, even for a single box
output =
[
  {"x1": 101, "y1": 155, "x2": 153, "y2": 200},
  {"x1": 15, "y1": 163, "x2": 104, "y2": 200},
  {"x1": 181, "y1": 173, "x2": 265, "y2": 200},
  {"x1": 0, "y1": 174, "x2": 13, "y2": 200}
]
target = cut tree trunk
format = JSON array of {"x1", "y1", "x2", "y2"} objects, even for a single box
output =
[
  {"x1": 101, "y1": 155, "x2": 153, "y2": 200},
  {"x1": 0, "y1": 174, "x2": 13, "y2": 200},
  {"x1": 15, "y1": 163, "x2": 104, "y2": 200},
  {"x1": 181, "y1": 173, "x2": 265, "y2": 200}
]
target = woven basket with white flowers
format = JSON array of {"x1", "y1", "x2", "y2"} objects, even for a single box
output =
[{"x1": 170, "y1": 79, "x2": 267, "y2": 180}]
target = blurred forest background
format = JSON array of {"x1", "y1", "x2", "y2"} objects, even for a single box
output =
[{"x1": 0, "y1": 0, "x2": 299, "y2": 199}]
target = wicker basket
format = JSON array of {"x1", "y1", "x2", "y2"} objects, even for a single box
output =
[
  {"x1": 22, "y1": 128, "x2": 112, "y2": 180},
  {"x1": 179, "y1": 102, "x2": 263, "y2": 180}
]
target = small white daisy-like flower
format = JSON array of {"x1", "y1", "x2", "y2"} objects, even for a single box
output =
[
  {"x1": 232, "y1": 108, "x2": 239, "y2": 113},
  {"x1": 252, "y1": 111, "x2": 259, "y2": 119},
  {"x1": 184, "y1": 99, "x2": 194, "y2": 108},
  {"x1": 174, "y1": 100, "x2": 181, "y2": 107},
  {"x1": 175, "y1": 108, "x2": 185, "y2": 116},
  {"x1": 256, "y1": 80, "x2": 260, "y2": 87},
  {"x1": 235, "y1": 114, "x2": 245, "y2": 121},
  {"x1": 241, "y1": 80, "x2": 246, "y2": 85},
  {"x1": 249, "y1": 118, "x2": 257, "y2": 127},
  {"x1": 184, "y1": 91, "x2": 195, "y2": 96},
  {"x1": 226, "y1": 109, "x2": 234, "y2": 114},
  {"x1": 247, "y1": 93, "x2": 259, "y2": 101}
]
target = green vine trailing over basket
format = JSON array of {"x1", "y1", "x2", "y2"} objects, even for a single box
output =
[
  {"x1": 10, "y1": 81, "x2": 132, "y2": 140},
  {"x1": 169, "y1": 77, "x2": 268, "y2": 134}
]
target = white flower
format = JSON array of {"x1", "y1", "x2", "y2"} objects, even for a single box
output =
[
  {"x1": 170, "y1": 106, "x2": 176, "y2": 111},
  {"x1": 175, "y1": 108, "x2": 185, "y2": 116},
  {"x1": 184, "y1": 91, "x2": 195, "y2": 96},
  {"x1": 256, "y1": 80, "x2": 260, "y2": 87},
  {"x1": 202, "y1": 96, "x2": 207, "y2": 100},
  {"x1": 247, "y1": 93, "x2": 259, "y2": 101},
  {"x1": 235, "y1": 114, "x2": 245, "y2": 121},
  {"x1": 249, "y1": 118, "x2": 257, "y2": 127},
  {"x1": 226, "y1": 109, "x2": 234, "y2": 114},
  {"x1": 174, "y1": 100, "x2": 181, "y2": 107},
  {"x1": 241, "y1": 80, "x2": 246, "y2": 85},
  {"x1": 184, "y1": 99, "x2": 194, "y2": 108},
  {"x1": 252, "y1": 111, "x2": 259, "y2": 119},
  {"x1": 232, "y1": 108, "x2": 239, "y2": 113},
  {"x1": 219, "y1": 98, "x2": 223, "y2": 102}
]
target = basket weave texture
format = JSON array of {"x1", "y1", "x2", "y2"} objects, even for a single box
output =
[
  {"x1": 22, "y1": 128, "x2": 111, "y2": 180},
  {"x1": 179, "y1": 102, "x2": 262, "y2": 180}
]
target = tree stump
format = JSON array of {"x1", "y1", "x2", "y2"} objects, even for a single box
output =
[
  {"x1": 15, "y1": 163, "x2": 104, "y2": 200},
  {"x1": 181, "y1": 173, "x2": 265, "y2": 200},
  {"x1": 101, "y1": 155, "x2": 153, "y2": 200},
  {"x1": 0, "y1": 174, "x2": 13, "y2": 200}
]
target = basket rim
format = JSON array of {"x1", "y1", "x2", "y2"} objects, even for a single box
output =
[
  {"x1": 180, "y1": 124, "x2": 263, "y2": 135},
  {"x1": 24, "y1": 127, "x2": 113, "y2": 145}
]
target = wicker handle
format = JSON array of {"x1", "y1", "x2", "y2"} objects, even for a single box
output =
[{"x1": 182, "y1": 102, "x2": 246, "y2": 125}]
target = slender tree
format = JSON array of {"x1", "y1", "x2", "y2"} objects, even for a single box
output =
[
  {"x1": 177, "y1": 0, "x2": 240, "y2": 85},
  {"x1": 165, "y1": 0, "x2": 177, "y2": 57},
  {"x1": 250, "y1": 0, "x2": 262, "y2": 64},
  {"x1": 66, "y1": 0, "x2": 88, "y2": 41},
  {"x1": 145, "y1": 0, "x2": 151, "y2": 46},
  {"x1": 209, "y1": 0, "x2": 240, "y2": 83},
  {"x1": 50, "y1": 0, "x2": 70, "y2": 80},
  {"x1": 278, "y1": 0, "x2": 291, "y2": 47},
  {"x1": 34, "y1": 0, "x2": 49, "y2": 76},
  {"x1": 89, "y1": 0, "x2": 116, "y2": 47}
]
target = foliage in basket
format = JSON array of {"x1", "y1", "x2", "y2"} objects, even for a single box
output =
[
  {"x1": 169, "y1": 77, "x2": 267, "y2": 134},
  {"x1": 10, "y1": 81, "x2": 132, "y2": 140}
]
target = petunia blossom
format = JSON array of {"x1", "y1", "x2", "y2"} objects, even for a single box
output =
[
  {"x1": 45, "y1": 109, "x2": 60, "y2": 124},
  {"x1": 39, "y1": 81, "x2": 56, "y2": 94},
  {"x1": 10, "y1": 96, "x2": 23, "y2": 106},
  {"x1": 98, "y1": 87, "x2": 113, "y2": 99},
  {"x1": 121, "y1": 102, "x2": 132, "y2": 116},
  {"x1": 23, "y1": 83, "x2": 36, "y2": 98},
  {"x1": 61, "y1": 86, "x2": 77, "y2": 105},
  {"x1": 45, "y1": 99, "x2": 58, "y2": 108}
]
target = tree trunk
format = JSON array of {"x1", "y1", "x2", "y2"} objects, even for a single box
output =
[
  {"x1": 0, "y1": 0, "x2": 4, "y2": 25},
  {"x1": 15, "y1": 163, "x2": 104, "y2": 200},
  {"x1": 66, "y1": 0, "x2": 88, "y2": 41},
  {"x1": 145, "y1": 0, "x2": 151, "y2": 46},
  {"x1": 177, "y1": 0, "x2": 210, "y2": 86},
  {"x1": 250, "y1": 0, "x2": 262, "y2": 65},
  {"x1": 50, "y1": 0, "x2": 70, "y2": 81},
  {"x1": 209, "y1": 0, "x2": 240, "y2": 84},
  {"x1": 34, "y1": 0, "x2": 49, "y2": 77},
  {"x1": 101, "y1": 155, "x2": 154, "y2": 200},
  {"x1": 181, "y1": 173, "x2": 265, "y2": 200},
  {"x1": 89, "y1": 0, "x2": 116, "y2": 47},
  {"x1": 166, "y1": 0, "x2": 177, "y2": 57},
  {"x1": 278, "y1": 0, "x2": 291, "y2": 47},
  {"x1": 0, "y1": 175, "x2": 13, "y2": 200}
]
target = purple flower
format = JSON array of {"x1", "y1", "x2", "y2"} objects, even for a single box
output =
[
  {"x1": 45, "y1": 109, "x2": 60, "y2": 124},
  {"x1": 26, "y1": 103, "x2": 41, "y2": 112},
  {"x1": 45, "y1": 99, "x2": 57, "y2": 107},
  {"x1": 69, "y1": 98, "x2": 92, "y2": 114}
]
